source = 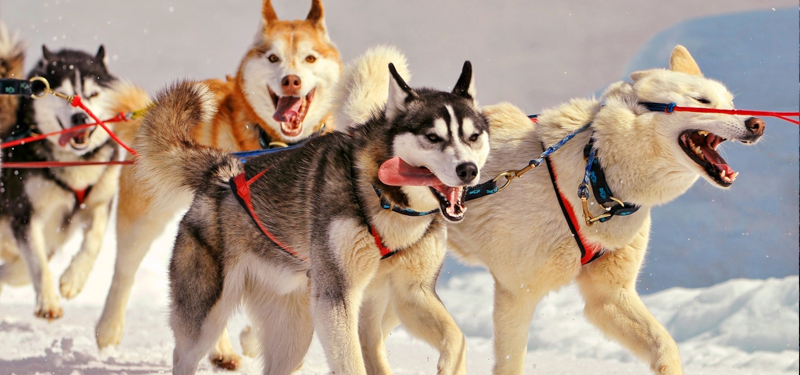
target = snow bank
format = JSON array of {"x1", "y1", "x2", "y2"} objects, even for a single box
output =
[{"x1": 439, "y1": 272, "x2": 800, "y2": 372}]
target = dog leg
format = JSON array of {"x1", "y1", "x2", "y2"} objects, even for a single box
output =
[
  {"x1": 312, "y1": 218, "x2": 381, "y2": 375},
  {"x1": 577, "y1": 222, "x2": 682, "y2": 375},
  {"x1": 490, "y1": 277, "x2": 541, "y2": 375},
  {"x1": 15, "y1": 217, "x2": 63, "y2": 320},
  {"x1": 359, "y1": 280, "x2": 392, "y2": 375},
  {"x1": 96, "y1": 194, "x2": 173, "y2": 349},
  {"x1": 246, "y1": 288, "x2": 313, "y2": 375},
  {"x1": 207, "y1": 328, "x2": 241, "y2": 371},
  {"x1": 170, "y1": 228, "x2": 242, "y2": 375},
  {"x1": 60, "y1": 203, "x2": 110, "y2": 299},
  {"x1": 388, "y1": 242, "x2": 466, "y2": 375}
]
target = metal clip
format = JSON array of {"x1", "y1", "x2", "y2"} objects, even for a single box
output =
[
  {"x1": 29, "y1": 76, "x2": 74, "y2": 103},
  {"x1": 580, "y1": 195, "x2": 612, "y2": 226},
  {"x1": 491, "y1": 163, "x2": 539, "y2": 193}
]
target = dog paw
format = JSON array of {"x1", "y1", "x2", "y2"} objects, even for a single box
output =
[
  {"x1": 209, "y1": 352, "x2": 241, "y2": 371},
  {"x1": 59, "y1": 265, "x2": 89, "y2": 299},
  {"x1": 95, "y1": 317, "x2": 124, "y2": 349},
  {"x1": 34, "y1": 299, "x2": 63, "y2": 321}
]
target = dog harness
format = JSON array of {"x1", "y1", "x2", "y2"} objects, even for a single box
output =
[
  {"x1": 543, "y1": 155, "x2": 604, "y2": 265},
  {"x1": 52, "y1": 178, "x2": 93, "y2": 209},
  {"x1": 579, "y1": 137, "x2": 640, "y2": 222},
  {"x1": 230, "y1": 170, "x2": 397, "y2": 261}
]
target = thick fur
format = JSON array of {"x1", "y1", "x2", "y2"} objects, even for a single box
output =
[
  {"x1": 96, "y1": 2, "x2": 343, "y2": 369},
  {"x1": 138, "y1": 48, "x2": 488, "y2": 374},
  {"x1": 334, "y1": 46, "x2": 763, "y2": 375},
  {"x1": 0, "y1": 45, "x2": 130, "y2": 320}
]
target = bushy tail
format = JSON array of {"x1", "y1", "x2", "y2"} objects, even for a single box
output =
[
  {"x1": 332, "y1": 45, "x2": 410, "y2": 131},
  {"x1": 134, "y1": 81, "x2": 241, "y2": 207},
  {"x1": 104, "y1": 81, "x2": 151, "y2": 151},
  {"x1": 0, "y1": 21, "x2": 26, "y2": 136}
]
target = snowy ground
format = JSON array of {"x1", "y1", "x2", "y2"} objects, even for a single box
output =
[{"x1": 0, "y1": 218, "x2": 797, "y2": 374}]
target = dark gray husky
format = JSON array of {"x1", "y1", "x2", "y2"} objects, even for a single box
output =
[{"x1": 134, "y1": 48, "x2": 490, "y2": 374}]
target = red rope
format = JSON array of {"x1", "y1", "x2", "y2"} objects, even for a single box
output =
[
  {"x1": 2, "y1": 160, "x2": 134, "y2": 168},
  {"x1": 671, "y1": 106, "x2": 799, "y2": 125},
  {"x1": 0, "y1": 113, "x2": 128, "y2": 150},
  {"x1": 70, "y1": 96, "x2": 139, "y2": 156}
]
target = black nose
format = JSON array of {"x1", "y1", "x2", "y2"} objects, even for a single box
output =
[
  {"x1": 456, "y1": 162, "x2": 478, "y2": 183},
  {"x1": 71, "y1": 113, "x2": 88, "y2": 126}
]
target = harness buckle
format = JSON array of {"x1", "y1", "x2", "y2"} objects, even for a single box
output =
[
  {"x1": 580, "y1": 194, "x2": 612, "y2": 226},
  {"x1": 492, "y1": 163, "x2": 538, "y2": 192}
]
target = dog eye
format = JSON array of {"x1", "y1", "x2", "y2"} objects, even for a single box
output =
[
  {"x1": 305, "y1": 55, "x2": 316, "y2": 63},
  {"x1": 426, "y1": 134, "x2": 443, "y2": 143},
  {"x1": 469, "y1": 133, "x2": 480, "y2": 142},
  {"x1": 86, "y1": 92, "x2": 99, "y2": 99},
  {"x1": 693, "y1": 97, "x2": 711, "y2": 104},
  {"x1": 268, "y1": 54, "x2": 280, "y2": 63}
]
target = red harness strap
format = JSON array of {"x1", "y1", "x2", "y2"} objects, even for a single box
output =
[
  {"x1": 73, "y1": 187, "x2": 90, "y2": 207},
  {"x1": 543, "y1": 156, "x2": 603, "y2": 265},
  {"x1": 230, "y1": 171, "x2": 395, "y2": 261}
]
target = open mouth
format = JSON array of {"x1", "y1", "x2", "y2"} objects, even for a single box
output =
[
  {"x1": 378, "y1": 157, "x2": 468, "y2": 222},
  {"x1": 679, "y1": 130, "x2": 737, "y2": 187},
  {"x1": 56, "y1": 118, "x2": 91, "y2": 150},
  {"x1": 268, "y1": 87, "x2": 315, "y2": 138}
]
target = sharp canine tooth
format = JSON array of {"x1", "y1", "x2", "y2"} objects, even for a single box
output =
[
  {"x1": 698, "y1": 131, "x2": 709, "y2": 136},
  {"x1": 721, "y1": 170, "x2": 727, "y2": 178},
  {"x1": 731, "y1": 172, "x2": 739, "y2": 179}
]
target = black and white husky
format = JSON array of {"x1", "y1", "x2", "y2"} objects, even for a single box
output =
[
  {"x1": 133, "y1": 47, "x2": 489, "y2": 374},
  {"x1": 0, "y1": 45, "x2": 123, "y2": 320}
]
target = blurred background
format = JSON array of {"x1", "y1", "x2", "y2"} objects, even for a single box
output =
[{"x1": 0, "y1": 1, "x2": 797, "y2": 374}]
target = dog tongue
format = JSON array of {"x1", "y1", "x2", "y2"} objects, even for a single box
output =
[
  {"x1": 701, "y1": 147, "x2": 735, "y2": 175},
  {"x1": 273, "y1": 96, "x2": 302, "y2": 123},
  {"x1": 379, "y1": 157, "x2": 442, "y2": 186},
  {"x1": 58, "y1": 128, "x2": 88, "y2": 146}
]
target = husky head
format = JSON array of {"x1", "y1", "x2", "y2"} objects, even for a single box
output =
[
  {"x1": 379, "y1": 61, "x2": 490, "y2": 222},
  {"x1": 615, "y1": 45, "x2": 764, "y2": 190},
  {"x1": 28, "y1": 45, "x2": 117, "y2": 155},
  {"x1": 239, "y1": 0, "x2": 341, "y2": 143}
]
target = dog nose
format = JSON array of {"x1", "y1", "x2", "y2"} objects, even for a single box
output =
[
  {"x1": 281, "y1": 74, "x2": 302, "y2": 96},
  {"x1": 456, "y1": 162, "x2": 478, "y2": 183},
  {"x1": 71, "y1": 113, "x2": 88, "y2": 126},
  {"x1": 745, "y1": 117, "x2": 765, "y2": 136}
]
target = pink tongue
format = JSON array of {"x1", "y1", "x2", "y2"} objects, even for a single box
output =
[
  {"x1": 379, "y1": 157, "x2": 442, "y2": 186},
  {"x1": 58, "y1": 129, "x2": 87, "y2": 146},
  {"x1": 436, "y1": 183, "x2": 461, "y2": 205},
  {"x1": 700, "y1": 148, "x2": 735, "y2": 175},
  {"x1": 273, "y1": 96, "x2": 302, "y2": 123}
]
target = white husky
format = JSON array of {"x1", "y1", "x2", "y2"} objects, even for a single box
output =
[{"x1": 341, "y1": 45, "x2": 765, "y2": 375}]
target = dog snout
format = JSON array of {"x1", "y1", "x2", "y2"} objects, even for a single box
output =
[
  {"x1": 745, "y1": 117, "x2": 765, "y2": 137},
  {"x1": 456, "y1": 162, "x2": 478, "y2": 183},
  {"x1": 281, "y1": 74, "x2": 302, "y2": 96},
  {"x1": 71, "y1": 112, "x2": 88, "y2": 126}
]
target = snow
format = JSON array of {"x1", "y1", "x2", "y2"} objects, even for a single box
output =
[{"x1": 0, "y1": 1, "x2": 797, "y2": 374}]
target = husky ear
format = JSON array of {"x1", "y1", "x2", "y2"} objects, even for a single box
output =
[
  {"x1": 306, "y1": 0, "x2": 326, "y2": 31},
  {"x1": 669, "y1": 45, "x2": 702, "y2": 76},
  {"x1": 262, "y1": 0, "x2": 278, "y2": 27},
  {"x1": 452, "y1": 61, "x2": 476, "y2": 104},
  {"x1": 42, "y1": 45, "x2": 55, "y2": 62},
  {"x1": 95, "y1": 45, "x2": 107, "y2": 65},
  {"x1": 386, "y1": 63, "x2": 417, "y2": 121}
]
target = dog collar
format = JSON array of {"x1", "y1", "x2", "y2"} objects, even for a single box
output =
[
  {"x1": 578, "y1": 136, "x2": 640, "y2": 224},
  {"x1": 371, "y1": 183, "x2": 440, "y2": 217}
]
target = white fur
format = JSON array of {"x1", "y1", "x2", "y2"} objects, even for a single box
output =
[
  {"x1": 0, "y1": 21, "x2": 25, "y2": 61},
  {"x1": 332, "y1": 45, "x2": 410, "y2": 130}
]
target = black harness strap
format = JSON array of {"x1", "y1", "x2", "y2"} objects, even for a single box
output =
[
  {"x1": 0, "y1": 78, "x2": 33, "y2": 97},
  {"x1": 582, "y1": 138, "x2": 640, "y2": 222}
]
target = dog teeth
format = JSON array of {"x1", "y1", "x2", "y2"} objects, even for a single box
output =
[
  {"x1": 730, "y1": 172, "x2": 739, "y2": 180},
  {"x1": 698, "y1": 131, "x2": 709, "y2": 136}
]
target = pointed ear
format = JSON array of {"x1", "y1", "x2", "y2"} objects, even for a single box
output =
[
  {"x1": 262, "y1": 0, "x2": 278, "y2": 28},
  {"x1": 452, "y1": 61, "x2": 476, "y2": 104},
  {"x1": 629, "y1": 69, "x2": 660, "y2": 83},
  {"x1": 386, "y1": 63, "x2": 417, "y2": 121},
  {"x1": 306, "y1": 0, "x2": 326, "y2": 31},
  {"x1": 669, "y1": 45, "x2": 702, "y2": 76},
  {"x1": 42, "y1": 45, "x2": 55, "y2": 62},
  {"x1": 95, "y1": 45, "x2": 107, "y2": 64}
]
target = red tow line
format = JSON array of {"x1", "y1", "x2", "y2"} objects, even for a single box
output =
[{"x1": 1, "y1": 95, "x2": 139, "y2": 168}]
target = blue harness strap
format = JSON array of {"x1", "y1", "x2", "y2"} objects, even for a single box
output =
[
  {"x1": 372, "y1": 184, "x2": 440, "y2": 216},
  {"x1": 0, "y1": 78, "x2": 34, "y2": 96},
  {"x1": 580, "y1": 137, "x2": 640, "y2": 222}
]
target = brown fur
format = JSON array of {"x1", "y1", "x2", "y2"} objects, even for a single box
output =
[{"x1": 0, "y1": 23, "x2": 26, "y2": 136}]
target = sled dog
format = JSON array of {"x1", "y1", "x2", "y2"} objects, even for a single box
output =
[
  {"x1": 95, "y1": 0, "x2": 343, "y2": 368},
  {"x1": 341, "y1": 45, "x2": 766, "y2": 375},
  {"x1": 0, "y1": 44, "x2": 145, "y2": 320},
  {"x1": 135, "y1": 49, "x2": 487, "y2": 374},
  {"x1": 445, "y1": 46, "x2": 765, "y2": 375}
]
